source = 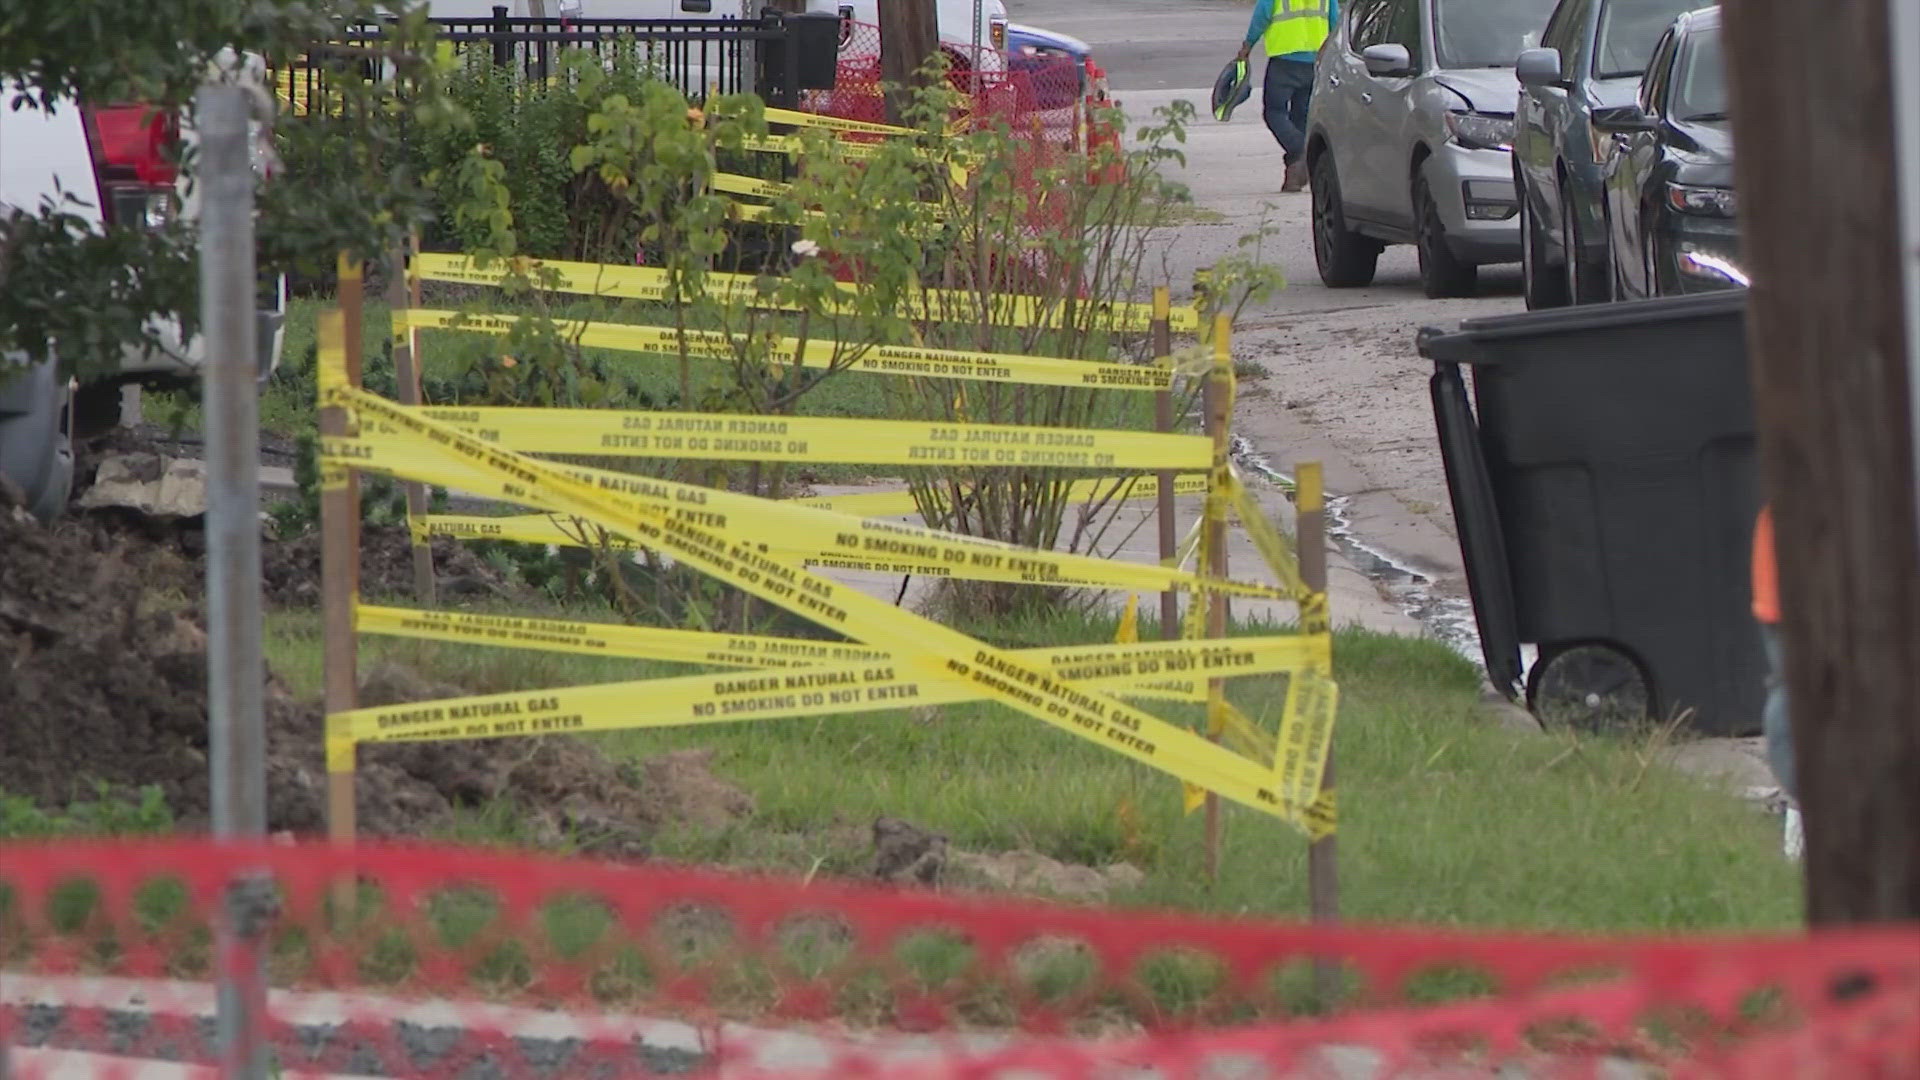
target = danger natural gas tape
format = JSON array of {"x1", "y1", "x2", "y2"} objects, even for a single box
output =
[
  {"x1": 797, "y1": 473, "x2": 1211, "y2": 517},
  {"x1": 763, "y1": 106, "x2": 915, "y2": 138},
  {"x1": 320, "y1": 385, "x2": 1333, "y2": 826},
  {"x1": 411, "y1": 405, "x2": 1210, "y2": 472},
  {"x1": 399, "y1": 309, "x2": 1182, "y2": 393},
  {"x1": 411, "y1": 254, "x2": 1203, "y2": 334},
  {"x1": 741, "y1": 133, "x2": 879, "y2": 159},
  {"x1": 415, "y1": 474, "x2": 1211, "y2": 548},
  {"x1": 353, "y1": 603, "x2": 1326, "y2": 700},
  {"x1": 327, "y1": 427, "x2": 1300, "y2": 601}
]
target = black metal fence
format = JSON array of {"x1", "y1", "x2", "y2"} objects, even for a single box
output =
[{"x1": 277, "y1": 5, "x2": 811, "y2": 114}]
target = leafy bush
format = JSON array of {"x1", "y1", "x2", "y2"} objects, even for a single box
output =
[{"x1": 0, "y1": 783, "x2": 173, "y2": 840}]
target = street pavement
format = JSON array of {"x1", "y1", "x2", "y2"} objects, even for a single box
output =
[{"x1": 1005, "y1": 0, "x2": 1531, "y2": 648}]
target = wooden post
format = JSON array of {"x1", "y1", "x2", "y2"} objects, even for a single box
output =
[
  {"x1": 1723, "y1": 0, "x2": 1920, "y2": 921},
  {"x1": 1297, "y1": 462, "x2": 1339, "y2": 998},
  {"x1": 1152, "y1": 287, "x2": 1179, "y2": 641},
  {"x1": 322, "y1": 253, "x2": 363, "y2": 875},
  {"x1": 1201, "y1": 314, "x2": 1233, "y2": 882},
  {"x1": 878, "y1": 0, "x2": 939, "y2": 127},
  {"x1": 387, "y1": 237, "x2": 435, "y2": 603}
]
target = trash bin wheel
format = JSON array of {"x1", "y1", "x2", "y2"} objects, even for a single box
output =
[{"x1": 1526, "y1": 642, "x2": 1653, "y2": 733}]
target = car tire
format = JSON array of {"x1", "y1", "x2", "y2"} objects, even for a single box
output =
[
  {"x1": 0, "y1": 354, "x2": 76, "y2": 523},
  {"x1": 1311, "y1": 153, "x2": 1379, "y2": 289},
  {"x1": 1559, "y1": 175, "x2": 1611, "y2": 305},
  {"x1": 1414, "y1": 172, "x2": 1478, "y2": 299},
  {"x1": 1519, "y1": 181, "x2": 1569, "y2": 310}
]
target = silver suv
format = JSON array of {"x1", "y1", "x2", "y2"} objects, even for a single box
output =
[{"x1": 1305, "y1": 0, "x2": 1560, "y2": 297}]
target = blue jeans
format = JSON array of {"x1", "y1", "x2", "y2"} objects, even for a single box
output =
[
  {"x1": 1263, "y1": 58, "x2": 1315, "y2": 165},
  {"x1": 1762, "y1": 625, "x2": 1795, "y2": 802}
]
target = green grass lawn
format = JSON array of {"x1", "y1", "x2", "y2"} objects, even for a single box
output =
[{"x1": 265, "y1": 601, "x2": 1802, "y2": 935}]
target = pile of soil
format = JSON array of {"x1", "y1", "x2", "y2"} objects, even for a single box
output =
[{"x1": 0, "y1": 478, "x2": 750, "y2": 854}]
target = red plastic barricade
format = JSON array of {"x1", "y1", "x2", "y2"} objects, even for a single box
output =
[{"x1": 2, "y1": 839, "x2": 1916, "y2": 1078}]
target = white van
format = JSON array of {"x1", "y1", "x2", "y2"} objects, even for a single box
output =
[{"x1": 0, "y1": 61, "x2": 285, "y2": 519}]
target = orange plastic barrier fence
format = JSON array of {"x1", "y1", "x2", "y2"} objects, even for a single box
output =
[{"x1": 2, "y1": 840, "x2": 1914, "y2": 1078}]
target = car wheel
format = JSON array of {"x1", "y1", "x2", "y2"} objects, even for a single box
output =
[
  {"x1": 1414, "y1": 172, "x2": 1478, "y2": 299},
  {"x1": 1519, "y1": 181, "x2": 1569, "y2": 310},
  {"x1": 1559, "y1": 175, "x2": 1611, "y2": 305},
  {"x1": 1311, "y1": 153, "x2": 1380, "y2": 289}
]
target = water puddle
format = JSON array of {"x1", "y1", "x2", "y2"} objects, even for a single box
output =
[{"x1": 1228, "y1": 435, "x2": 1484, "y2": 666}]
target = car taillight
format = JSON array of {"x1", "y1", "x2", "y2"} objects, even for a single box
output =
[{"x1": 82, "y1": 104, "x2": 180, "y2": 229}]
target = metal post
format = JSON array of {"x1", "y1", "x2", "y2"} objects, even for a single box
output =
[
  {"x1": 388, "y1": 237, "x2": 435, "y2": 602},
  {"x1": 1297, "y1": 462, "x2": 1340, "y2": 1002},
  {"x1": 1891, "y1": 0, "x2": 1920, "y2": 553},
  {"x1": 1152, "y1": 287, "x2": 1179, "y2": 640},
  {"x1": 491, "y1": 5, "x2": 512, "y2": 69},
  {"x1": 1201, "y1": 314, "x2": 1232, "y2": 882},
  {"x1": 970, "y1": 0, "x2": 984, "y2": 99},
  {"x1": 197, "y1": 79, "x2": 269, "y2": 1080}
]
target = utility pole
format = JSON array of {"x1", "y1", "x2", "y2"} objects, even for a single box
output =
[
  {"x1": 878, "y1": 0, "x2": 939, "y2": 126},
  {"x1": 197, "y1": 72, "x2": 271, "y2": 1078},
  {"x1": 1722, "y1": 0, "x2": 1920, "y2": 923}
]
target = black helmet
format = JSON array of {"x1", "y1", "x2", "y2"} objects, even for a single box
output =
[{"x1": 1212, "y1": 58, "x2": 1252, "y2": 122}]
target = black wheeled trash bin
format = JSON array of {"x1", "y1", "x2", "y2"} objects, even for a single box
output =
[{"x1": 1417, "y1": 291, "x2": 1764, "y2": 737}]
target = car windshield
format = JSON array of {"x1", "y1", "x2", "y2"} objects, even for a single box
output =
[
  {"x1": 1671, "y1": 24, "x2": 1725, "y2": 120},
  {"x1": 1593, "y1": 0, "x2": 1711, "y2": 78},
  {"x1": 1431, "y1": 0, "x2": 1561, "y2": 67}
]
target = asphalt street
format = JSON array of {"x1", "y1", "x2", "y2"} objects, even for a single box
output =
[{"x1": 1009, "y1": 0, "x2": 1525, "y2": 321}]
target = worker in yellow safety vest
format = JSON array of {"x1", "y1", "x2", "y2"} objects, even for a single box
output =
[{"x1": 1235, "y1": 0, "x2": 1337, "y2": 193}]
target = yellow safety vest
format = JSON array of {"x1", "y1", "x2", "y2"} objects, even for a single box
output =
[{"x1": 1264, "y1": 0, "x2": 1331, "y2": 57}]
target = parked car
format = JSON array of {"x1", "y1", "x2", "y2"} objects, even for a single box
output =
[
  {"x1": 1512, "y1": 0, "x2": 1714, "y2": 308},
  {"x1": 1005, "y1": 23, "x2": 1090, "y2": 112},
  {"x1": 0, "y1": 60, "x2": 286, "y2": 521},
  {"x1": 1593, "y1": 6, "x2": 1737, "y2": 298},
  {"x1": 1305, "y1": 0, "x2": 1559, "y2": 298}
]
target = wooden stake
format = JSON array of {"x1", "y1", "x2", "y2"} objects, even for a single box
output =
[
  {"x1": 387, "y1": 236, "x2": 435, "y2": 603},
  {"x1": 322, "y1": 254, "x2": 364, "y2": 911},
  {"x1": 1201, "y1": 314, "x2": 1232, "y2": 883},
  {"x1": 1152, "y1": 287, "x2": 1179, "y2": 641},
  {"x1": 1297, "y1": 462, "x2": 1340, "y2": 1000}
]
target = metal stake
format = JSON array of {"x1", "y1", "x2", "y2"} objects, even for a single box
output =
[{"x1": 197, "y1": 78, "x2": 270, "y2": 1080}]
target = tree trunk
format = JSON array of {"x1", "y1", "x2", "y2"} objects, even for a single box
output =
[
  {"x1": 878, "y1": 0, "x2": 939, "y2": 127},
  {"x1": 1722, "y1": 0, "x2": 1920, "y2": 923}
]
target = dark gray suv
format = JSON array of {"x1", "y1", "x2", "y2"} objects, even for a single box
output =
[{"x1": 1511, "y1": 0, "x2": 1713, "y2": 308}]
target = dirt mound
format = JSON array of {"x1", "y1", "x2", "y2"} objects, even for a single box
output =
[
  {"x1": 0, "y1": 490, "x2": 748, "y2": 853},
  {"x1": 263, "y1": 526, "x2": 510, "y2": 608}
]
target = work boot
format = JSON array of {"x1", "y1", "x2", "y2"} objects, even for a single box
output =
[{"x1": 1281, "y1": 161, "x2": 1309, "y2": 193}]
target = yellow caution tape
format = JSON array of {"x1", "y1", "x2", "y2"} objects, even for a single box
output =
[
  {"x1": 713, "y1": 171, "x2": 950, "y2": 224},
  {"x1": 740, "y1": 133, "x2": 879, "y2": 160},
  {"x1": 412, "y1": 404, "x2": 1211, "y2": 472},
  {"x1": 419, "y1": 473, "x2": 1209, "y2": 543},
  {"x1": 762, "y1": 106, "x2": 916, "y2": 138},
  {"x1": 1276, "y1": 665, "x2": 1338, "y2": 835},
  {"x1": 412, "y1": 254, "x2": 1204, "y2": 334},
  {"x1": 332, "y1": 433, "x2": 1302, "y2": 601},
  {"x1": 711, "y1": 171, "x2": 791, "y2": 201},
  {"x1": 322, "y1": 385, "x2": 1331, "y2": 828},
  {"x1": 400, "y1": 309, "x2": 1181, "y2": 392},
  {"x1": 1225, "y1": 470, "x2": 1307, "y2": 598},
  {"x1": 796, "y1": 473, "x2": 1210, "y2": 517},
  {"x1": 353, "y1": 603, "x2": 1324, "y2": 701}
]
